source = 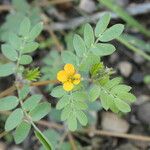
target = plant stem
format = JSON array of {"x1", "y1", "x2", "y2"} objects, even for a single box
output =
[
  {"x1": 0, "y1": 79, "x2": 58, "y2": 99},
  {"x1": 67, "y1": 132, "x2": 77, "y2": 150},
  {"x1": 0, "y1": 85, "x2": 16, "y2": 99},
  {"x1": 117, "y1": 37, "x2": 150, "y2": 61},
  {"x1": 31, "y1": 79, "x2": 59, "y2": 86},
  {"x1": 0, "y1": 131, "x2": 8, "y2": 138}
]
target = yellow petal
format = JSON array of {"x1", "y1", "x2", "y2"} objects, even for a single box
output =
[
  {"x1": 73, "y1": 74, "x2": 81, "y2": 85},
  {"x1": 57, "y1": 70, "x2": 68, "y2": 83},
  {"x1": 63, "y1": 81, "x2": 74, "y2": 91},
  {"x1": 64, "y1": 64, "x2": 75, "y2": 76}
]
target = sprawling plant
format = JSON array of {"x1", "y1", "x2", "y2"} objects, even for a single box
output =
[{"x1": 0, "y1": 5, "x2": 136, "y2": 149}]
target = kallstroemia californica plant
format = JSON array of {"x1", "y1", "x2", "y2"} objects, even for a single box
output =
[{"x1": 0, "y1": 13, "x2": 136, "y2": 149}]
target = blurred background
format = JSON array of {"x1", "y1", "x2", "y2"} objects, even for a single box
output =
[{"x1": 0, "y1": 0, "x2": 150, "y2": 149}]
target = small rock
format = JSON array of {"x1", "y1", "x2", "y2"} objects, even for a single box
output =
[
  {"x1": 116, "y1": 143, "x2": 139, "y2": 150},
  {"x1": 137, "y1": 102, "x2": 150, "y2": 125},
  {"x1": 131, "y1": 125, "x2": 149, "y2": 149},
  {"x1": 109, "y1": 53, "x2": 119, "y2": 64},
  {"x1": 79, "y1": 0, "x2": 96, "y2": 13},
  {"x1": 134, "y1": 95, "x2": 149, "y2": 105},
  {"x1": 118, "y1": 61, "x2": 132, "y2": 77},
  {"x1": 9, "y1": 146, "x2": 23, "y2": 150},
  {"x1": 101, "y1": 112, "x2": 129, "y2": 133},
  {"x1": 133, "y1": 54, "x2": 145, "y2": 64},
  {"x1": 131, "y1": 72, "x2": 143, "y2": 84},
  {"x1": 0, "y1": 142, "x2": 6, "y2": 150}
]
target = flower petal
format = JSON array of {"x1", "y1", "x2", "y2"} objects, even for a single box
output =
[
  {"x1": 73, "y1": 74, "x2": 81, "y2": 85},
  {"x1": 63, "y1": 81, "x2": 74, "y2": 91},
  {"x1": 64, "y1": 64, "x2": 75, "y2": 76},
  {"x1": 57, "y1": 70, "x2": 68, "y2": 83}
]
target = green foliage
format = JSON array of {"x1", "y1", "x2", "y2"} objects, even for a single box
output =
[
  {"x1": 29, "y1": 102, "x2": 51, "y2": 121},
  {"x1": 98, "y1": 24, "x2": 124, "y2": 42},
  {"x1": 5, "y1": 108, "x2": 24, "y2": 131},
  {"x1": 35, "y1": 129, "x2": 52, "y2": 150},
  {"x1": 51, "y1": 13, "x2": 135, "y2": 131},
  {"x1": 0, "y1": 63, "x2": 15, "y2": 77},
  {"x1": 51, "y1": 86, "x2": 67, "y2": 98},
  {"x1": 0, "y1": 96, "x2": 19, "y2": 111},
  {"x1": 22, "y1": 94, "x2": 42, "y2": 111},
  {"x1": 14, "y1": 121, "x2": 31, "y2": 144},
  {"x1": 18, "y1": 84, "x2": 30, "y2": 100},
  {"x1": 1, "y1": 44, "x2": 18, "y2": 61},
  {"x1": 84, "y1": 23, "x2": 94, "y2": 48},
  {"x1": 40, "y1": 129, "x2": 71, "y2": 150},
  {"x1": 0, "y1": 0, "x2": 41, "y2": 42},
  {"x1": 0, "y1": 7, "x2": 137, "y2": 149},
  {"x1": 73, "y1": 34, "x2": 87, "y2": 57},
  {"x1": 0, "y1": 17, "x2": 43, "y2": 78},
  {"x1": 52, "y1": 87, "x2": 88, "y2": 131},
  {"x1": 95, "y1": 13, "x2": 110, "y2": 37}
]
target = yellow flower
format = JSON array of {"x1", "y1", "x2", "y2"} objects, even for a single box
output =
[{"x1": 57, "y1": 64, "x2": 81, "y2": 91}]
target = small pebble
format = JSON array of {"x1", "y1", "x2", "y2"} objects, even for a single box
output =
[
  {"x1": 133, "y1": 54, "x2": 145, "y2": 64},
  {"x1": 131, "y1": 72, "x2": 143, "y2": 84},
  {"x1": 0, "y1": 142, "x2": 6, "y2": 150},
  {"x1": 137, "y1": 102, "x2": 150, "y2": 125},
  {"x1": 101, "y1": 112, "x2": 129, "y2": 133},
  {"x1": 134, "y1": 95, "x2": 149, "y2": 105},
  {"x1": 79, "y1": 0, "x2": 96, "y2": 13},
  {"x1": 118, "y1": 61, "x2": 132, "y2": 77}
]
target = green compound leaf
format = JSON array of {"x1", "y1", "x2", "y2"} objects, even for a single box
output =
[
  {"x1": 19, "y1": 17, "x2": 31, "y2": 37},
  {"x1": 18, "y1": 84, "x2": 30, "y2": 100},
  {"x1": 14, "y1": 121, "x2": 31, "y2": 144},
  {"x1": 23, "y1": 42, "x2": 39, "y2": 53},
  {"x1": 29, "y1": 22, "x2": 43, "y2": 41},
  {"x1": 20, "y1": 55, "x2": 32, "y2": 65},
  {"x1": 91, "y1": 43, "x2": 116, "y2": 56},
  {"x1": 0, "y1": 96, "x2": 19, "y2": 111},
  {"x1": 95, "y1": 13, "x2": 111, "y2": 37},
  {"x1": 89, "y1": 85, "x2": 100, "y2": 102},
  {"x1": 59, "y1": 91, "x2": 88, "y2": 131},
  {"x1": 22, "y1": 94, "x2": 42, "y2": 111},
  {"x1": 99, "y1": 24, "x2": 124, "y2": 42},
  {"x1": 97, "y1": 77, "x2": 135, "y2": 113},
  {"x1": 73, "y1": 34, "x2": 87, "y2": 57},
  {"x1": 0, "y1": 63, "x2": 15, "y2": 77},
  {"x1": 51, "y1": 86, "x2": 67, "y2": 98},
  {"x1": 5, "y1": 108, "x2": 24, "y2": 131},
  {"x1": 1, "y1": 44, "x2": 18, "y2": 61},
  {"x1": 84, "y1": 23, "x2": 94, "y2": 48},
  {"x1": 29, "y1": 102, "x2": 51, "y2": 121}
]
